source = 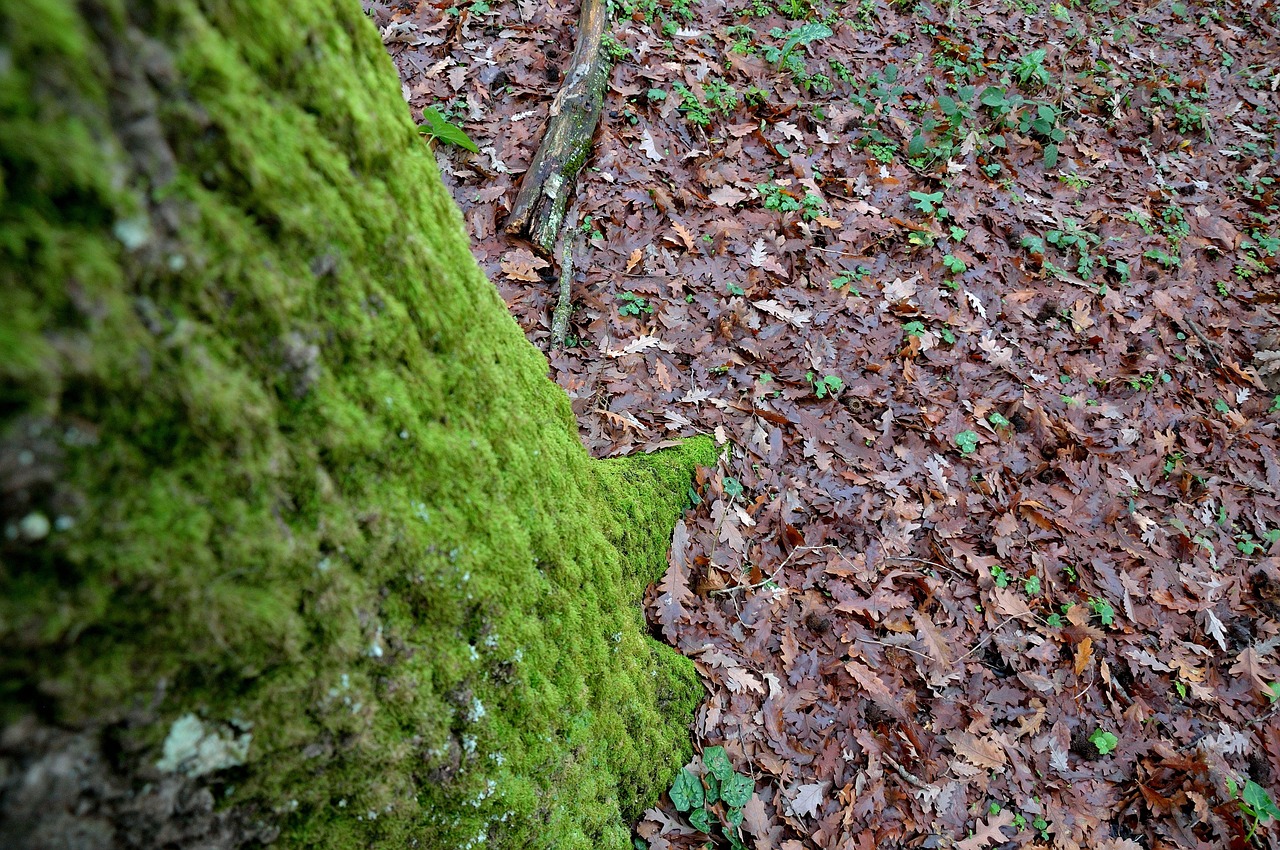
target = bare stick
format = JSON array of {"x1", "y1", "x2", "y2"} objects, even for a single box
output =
[
  {"x1": 505, "y1": 0, "x2": 609, "y2": 256},
  {"x1": 551, "y1": 239, "x2": 574, "y2": 347},
  {"x1": 883, "y1": 753, "x2": 930, "y2": 790}
]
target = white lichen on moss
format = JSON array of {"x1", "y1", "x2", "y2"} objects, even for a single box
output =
[{"x1": 156, "y1": 714, "x2": 252, "y2": 778}]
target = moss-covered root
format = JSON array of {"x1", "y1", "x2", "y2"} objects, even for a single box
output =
[{"x1": 0, "y1": 0, "x2": 709, "y2": 847}]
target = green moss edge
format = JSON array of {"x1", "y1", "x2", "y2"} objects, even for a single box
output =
[{"x1": 0, "y1": 1, "x2": 713, "y2": 847}]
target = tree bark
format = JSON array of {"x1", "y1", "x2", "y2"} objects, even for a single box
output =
[
  {"x1": 505, "y1": 0, "x2": 611, "y2": 256},
  {"x1": 0, "y1": 1, "x2": 710, "y2": 848}
]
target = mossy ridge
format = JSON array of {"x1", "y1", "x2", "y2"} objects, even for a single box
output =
[{"x1": 0, "y1": 0, "x2": 714, "y2": 847}]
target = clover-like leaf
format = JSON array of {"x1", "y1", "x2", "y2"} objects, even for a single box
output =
[
  {"x1": 954, "y1": 430, "x2": 980, "y2": 456},
  {"x1": 1088, "y1": 728, "x2": 1118, "y2": 756}
]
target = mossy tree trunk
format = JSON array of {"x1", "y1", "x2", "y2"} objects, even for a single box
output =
[{"x1": 0, "y1": 1, "x2": 712, "y2": 848}]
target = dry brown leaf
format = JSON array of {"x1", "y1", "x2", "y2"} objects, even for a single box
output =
[
  {"x1": 708, "y1": 185, "x2": 749, "y2": 206},
  {"x1": 500, "y1": 248, "x2": 549, "y2": 281},
  {"x1": 671, "y1": 221, "x2": 697, "y2": 252},
  {"x1": 625, "y1": 247, "x2": 643, "y2": 273},
  {"x1": 1074, "y1": 637, "x2": 1094, "y2": 676},
  {"x1": 956, "y1": 808, "x2": 1014, "y2": 850},
  {"x1": 947, "y1": 730, "x2": 1007, "y2": 771}
]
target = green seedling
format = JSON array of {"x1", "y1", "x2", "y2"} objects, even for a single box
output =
[
  {"x1": 1227, "y1": 776, "x2": 1280, "y2": 841},
  {"x1": 1087, "y1": 596, "x2": 1115, "y2": 627},
  {"x1": 910, "y1": 190, "x2": 946, "y2": 217},
  {"x1": 1088, "y1": 728, "x2": 1118, "y2": 755},
  {"x1": 669, "y1": 748, "x2": 756, "y2": 847},
  {"x1": 806, "y1": 372, "x2": 844, "y2": 399},
  {"x1": 617, "y1": 292, "x2": 653, "y2": 316},
  {"x1": 419, "y1": 107, "x2": 479, "y2": 152}
]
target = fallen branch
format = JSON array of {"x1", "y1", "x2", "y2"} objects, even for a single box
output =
[
  {"x1": 505, "y1": 0, "x2": 610, "y2": 256},
  {"x1": 551, "y1": 239, "x2": 574, "y2": 348}
]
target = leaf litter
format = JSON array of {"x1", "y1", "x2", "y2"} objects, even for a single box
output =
[{"x1": 371, "y1": 0, "x2": 1280, "y2": 846}]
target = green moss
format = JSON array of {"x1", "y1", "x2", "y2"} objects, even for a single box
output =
[{"x1": 0, "y1": 1, "x2": 713, "y2": 847}]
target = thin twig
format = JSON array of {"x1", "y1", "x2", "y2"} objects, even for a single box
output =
[
  {"x1": 855, "y1": 636, "x2": 935, "y2": 661},
  {"x1": 1178, "y1": 315, "x2": 1223, "y2": 370},
  {"x1": 882, "y1": 555, "x2": 965, "y2": 578},
  {"x1": 709, "y1": 544, "x2": 837, "y2": 596},
  {"x1": 955, "y1": 612, "x2": 1039, "y2": 663},
  {"x1": 883, "y1": 753, "x2": 930, "y2": 790}
]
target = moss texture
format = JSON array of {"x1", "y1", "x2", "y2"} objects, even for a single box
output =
[{"x1": 0, "y1": 0, "x2": 714, "y2": 846}]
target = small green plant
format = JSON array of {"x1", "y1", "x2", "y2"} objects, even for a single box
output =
[
  {"x1": 1144, "y1": 247, "x2": 1181, "y2": 268},
  {"x1": 909, "y1": 190, "x2": 946, "y2": 217},
  {"x1": 1227, "y1": 776, "x2": 1280, "y2": 841},
  {"x1": 830, "y1": 266, "x2": 871, "y2": 294},
  {"x1": 703, "y1": 77, "x2": 740, "y2": 114},
  {"x1": 1059, "y1": 172, "x2": 1093, "y2": 191},
  {"x1": 1238, "y1": 534, "x2": 1266, "y2": 555},
  {"x1": 987, "y1": 412, "x2": 1011, "y2": 429},
  {"x1": 617, "y1": 292, "x2": 653, "y2": 316},
  {"x1": 1087, "y1": 596, "x2": 1115, "y2": 627},
  {"x1": 1010, "y1": 48, "x2": 1051, "y2": 89},
  {"x1": 800, "y1": 192, "x2": 827, "y2": 221},
  {"x1": 1088, "y1": 728, "x2": 1119, "y2": 755},
  {"x1": 807, "y1": 372, "x2": 844, "y2": 399},
  {"x1": 758, "y1": 181, "x2": 802, "y2": 213},
  {"x1": 943, "y1": 254, "x2": 967, "y2": 274},
  {"x1": 991, "y1": 564, "x2": 1010, "y2": 588},
  {"x1": 766, "y1": 21, "x2": 833, "y2": 67},
  {"x1": 418, "y1": 107, "x2": 479, "y2": 153},
  {"x1": 602, "y1": 31, "x2": 631, "y2": 62},
  {"x1": 670, "y1": 747, "x2": 756, "y2": 846},
  {"x1": 954, "y1": 429, "x2": 980, "y2": 456},
  {"x1": 672, "y1": 82, "x2": 713, "y2": 126}
]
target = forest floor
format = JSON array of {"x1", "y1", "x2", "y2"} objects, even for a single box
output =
[{"x1": 369, "y1": 0, "x2": 1280, "y2": 847}]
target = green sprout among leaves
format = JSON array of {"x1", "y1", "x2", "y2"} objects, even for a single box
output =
[
  {"x1": 617, "y1": 292, "x2": 653, "y2": 316},
  {"x1": 1227, "y1": 776, "x2": 1280, "y2": 841},
  {"x1": 419, "y1": 107, "x2": 479, "y2": 153},
  {"x1": 670, "y1": 747, "x2": 756, "y2": 846},
  {"x1": 954, "y1": 429, "x2": 980, "y2": 456},
  {"x1": 1089, "y1": 728, "x2": 1118, "y2": 756},
  {"x1": 806, "y1": 372, "x2": 844, "y2": 399},
  {"x1": 771, "y1": 22, "x2": 832, "y2": 66},
  {"x1": 1088, "y1": 596, "x2": 1115, "y2": 627},
  {"x1": 909, "y1": 190, "x2": 945, "y2": 217}
]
